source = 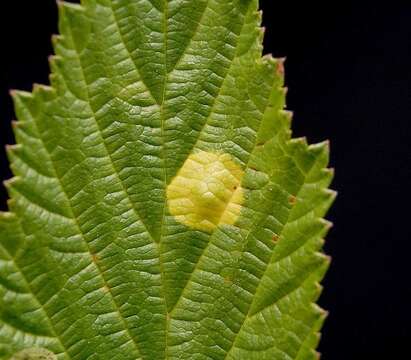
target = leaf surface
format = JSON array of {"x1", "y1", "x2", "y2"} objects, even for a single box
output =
[{"x1": 0, "y1": 1, "x2": 335, "y2": 359}]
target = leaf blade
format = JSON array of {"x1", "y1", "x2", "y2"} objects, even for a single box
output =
[{"x1": 1, "y1": 1, "x2": 334, "y2": 359}]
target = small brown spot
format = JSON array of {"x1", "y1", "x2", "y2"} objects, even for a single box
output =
[
  {"x1": 288, "y1": 195, "x2": 297, "y2": 205},
  {"x1": 224, "y1": 277, "x2": 232, "y2": 284},
  {"x1": 102, "y1": 285, "x2": 110, "y2": 293},
  {"x1": 91, "y1": 253, "x2": 99, "y2": 263},
  {"x1": 272, "y1": 234, "x2": 279, "y2": 243}
]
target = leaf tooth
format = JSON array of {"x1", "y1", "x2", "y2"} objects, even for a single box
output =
[
  {"x1": 48, "y1": 54, "x2": 63, "y2": 67},
  {"x1": 280, "y1": 108, "x2": 293, "y2": 124},
  {"x1": 323, "y1": 188, "x2": 337, "y2": 201},
  {"x1": 56, "y1": 0, "x2": 84, "y2": 12},
  {"x1": 276, "y1": 57, "x2": 286, "y2": 77},
  {"x1": 9, "y1": 89, "x2": 34, "y2": 112},
  {"x1": 316, "y1": 252, "x2": 332, "y2": 268},
  {"x1": 318, "y1": 218, "x2": 334, "y2": 233},
  {"x1": 10, "y1": 120, "x2": 19, "y2": 132},
  {"x1": 47, "y1": 46, "x2": 65, "y2": 94},
  {"x1": 310, "y1": 282, "x2": 325, "y2": 305},
  {"x1": 264, "y1": 55, "x2": 286, "y2": 77},
  {"x1": 325, "y1": 166, "x2": 335, "y2": 178},
  {"x1": 3, "y1": 175, "x2": 22, "y2": 193},
  {"x1": 48, "y1": 55, "x2": 60, "y2": 76},
  {"x1": 51, "y1": 33, "x2": 63, "y2": 48},
  {"x1": 56, "y1": 0, "x2": 85, "y2": 27},
  {"x1": 289, "y1": 136, "x2": 309, "y2": 148},
  {"x1": 256, "y1": 10, "x2": 264, "y2": 50},
  {"x1": 6, "y1": 145, "x2": 28, "y2": 173},
  {"x1": 260, "y1": 25, "x2": 266, "y2": 36},
  {"x1": 48, "y1": 55, "x2": 66, "y2": 91},
  {"x1": 307, "y1": 139, "x2": 329, "y2": 154},
  {"x1": 5, "y1": 143, "x2": 23, "y2": 161},
  {"x1": 29, "y1": 84, "x2": 57, "y2": 109},
  {"x1": 0, "y1": 210, "x2": 15, "y2": 220},
  {"x1": 32, "y1": 83, "x2": 55, "y2": 97},
  {"x1": 262, "y1": 54, "x2": 284, "y2": 78},
  {"x1": 260, "y1": 56, "x2": 286, "y2": 99},
  {"x1": 10, "y1": 91, "x2": 43, "y2": 142},
  {"x1": 316, "y1": 187, "x2": 337, "y2": 211},
  {"x1": 4, "y1": 150, "x2": 21, "y2": 192},
  {"x1": 56, "y1": 0, "x2": 89, "y2": 53},
  {"x1": 260, "y1": 52, "x2": 274, "y2": 63},
  {"x1": 309, "y1": 259, "x2": 330, "y2": 304},
  {"x1": 312, "y1": 305, "x2": 328, "y2": 358},
  {"x1": 308, "y1": 218, "x2": 332, "y2": 240},
  {"x1": 6, "y1": 198, "x2": 17, "y2": 212}
]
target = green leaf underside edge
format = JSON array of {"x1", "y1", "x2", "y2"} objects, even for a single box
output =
[{"x1": 0, "y1": 0, "x2": 335, "y2": 359}]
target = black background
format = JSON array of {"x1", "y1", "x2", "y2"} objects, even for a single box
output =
[{"x1": 0, "y1": 1, "x2": 410, "y2": 359}]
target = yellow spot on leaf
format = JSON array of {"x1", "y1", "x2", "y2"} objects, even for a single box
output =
[{"x1": 167, "y1": 151, "x2": 244, "y2": 231}]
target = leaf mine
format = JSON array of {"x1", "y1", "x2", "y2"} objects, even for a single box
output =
[{"x1": 167, "y1": 151, "x2": 244, "y2": 232}]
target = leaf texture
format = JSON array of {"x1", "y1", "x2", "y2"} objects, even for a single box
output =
[{"x1": 0, "y1": 0, "x2": 335, "y2": 359}]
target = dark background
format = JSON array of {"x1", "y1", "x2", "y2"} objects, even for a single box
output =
[{"x1": 0, "y1": 1, "x2": 410, "y2": 359}]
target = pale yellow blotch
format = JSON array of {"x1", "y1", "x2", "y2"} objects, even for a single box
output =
[{"x1": 167, "y1": 151, "x2": 244, "y2": 232}]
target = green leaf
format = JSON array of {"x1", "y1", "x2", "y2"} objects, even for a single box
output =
[
  {"x1": 10, "y1": 348, "x2": 56, "y2": 360},
  {"x1": 1, "y1": 0, "x2": 335, "y2": 359}
]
